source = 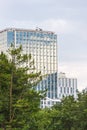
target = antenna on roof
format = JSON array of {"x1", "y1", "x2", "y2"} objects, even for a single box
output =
[{"x1": 36, "y1": 27, "x2": 42, "y2": 31}]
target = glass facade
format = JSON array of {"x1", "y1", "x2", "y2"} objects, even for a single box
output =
[{"x1": 7, "y1": 31, "x2": 14, "y2": 46}]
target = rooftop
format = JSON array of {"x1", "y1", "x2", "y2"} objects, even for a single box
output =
[{"x1": 0, "y1": 28, "x2": 55, "y2": 34}]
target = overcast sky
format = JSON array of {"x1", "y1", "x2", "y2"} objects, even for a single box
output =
[{"x1": 0, "y1": 0, "x2": 87, "y2": 91}]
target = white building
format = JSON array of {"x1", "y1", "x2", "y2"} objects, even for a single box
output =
[
  {"x1": 40, "y1": 97, "x2": 60, "y2": 108},
  {"x1": 58, "y1": 72, "x2": 77, "y2": 99},
  {"x1": 0, "y1": 28, "x2": 58, "y2": 108}
]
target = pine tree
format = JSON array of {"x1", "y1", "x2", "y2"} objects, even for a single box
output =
[{"x1": 0, "y1": 45, "x2": 42, "y2": 130}]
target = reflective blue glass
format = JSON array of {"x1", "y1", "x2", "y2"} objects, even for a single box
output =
[{"x1": 7, "y1": 31, "x2": 14, "y2": 45}]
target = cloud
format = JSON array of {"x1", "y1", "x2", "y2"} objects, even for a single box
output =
[
  {"x1": 11, "y1": 19, "x2": 74, "y2": 34},
  {"x1": 38, "y1": 19, "x2": 73, "y2": 34},
  {"x1": 0, "y1": 18, "x2": 74, "y2": 36},
  {"x1": 13, "y1": 18, "x2": 87, "y2": 37}
]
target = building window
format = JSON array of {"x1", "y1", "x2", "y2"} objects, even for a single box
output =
[
  {"x1": 60, "y1": 87, "x2": 62, "y2": 93},
  {"x1": 62, "y1": 78, "x2": 64, "y2": 87},
  {"x1": 67, "y1": 87, "x2": 69, "y2": 93},
  {"x1": 64, "y1": 87, "x2": 66, "y2": 93},
  {"x1": 71, "y1": 88, "x2": 73, "y2": 93}
]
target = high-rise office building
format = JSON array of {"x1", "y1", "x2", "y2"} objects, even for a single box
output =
[
  {"x1": 0, "y1": 28, "x2": 58, "y2": 108},
  {"x1": 58, "y1": 72, "x2": 77, "y2": 99}
]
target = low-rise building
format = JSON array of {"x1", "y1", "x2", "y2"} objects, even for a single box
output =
[{"x1": 40, "y1": 97, "x2": 60, "y2": 108}]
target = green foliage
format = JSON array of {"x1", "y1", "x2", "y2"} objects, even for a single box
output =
[
  {"x1": 48, "y1": 93, "x2": 87, "y2": 130},
  {"x1": 0, "y1": 46, "x2": 87, "y2": 130},
  {"x1": 0, "y1": 45, "x2": 42, "y2": 130},
  {"x1": 33, "y1": 93, "x2": 87, "y2": 130}
]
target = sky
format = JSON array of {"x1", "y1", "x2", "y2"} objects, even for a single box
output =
[{"x1": 0, "y1": 0, "x2": 87, "y2": 91}]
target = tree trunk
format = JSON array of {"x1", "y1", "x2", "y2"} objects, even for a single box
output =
[
  {"x1": 10, "y1": 74, "x2": 13, "y2": 122},
  {"x1": 2, "y1": 123, "x2": 6, "y2": 130}
]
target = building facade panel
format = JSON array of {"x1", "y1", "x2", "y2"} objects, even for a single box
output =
[{"x1": 58, "y1": 72, "x2": 77, "y2": 99}]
